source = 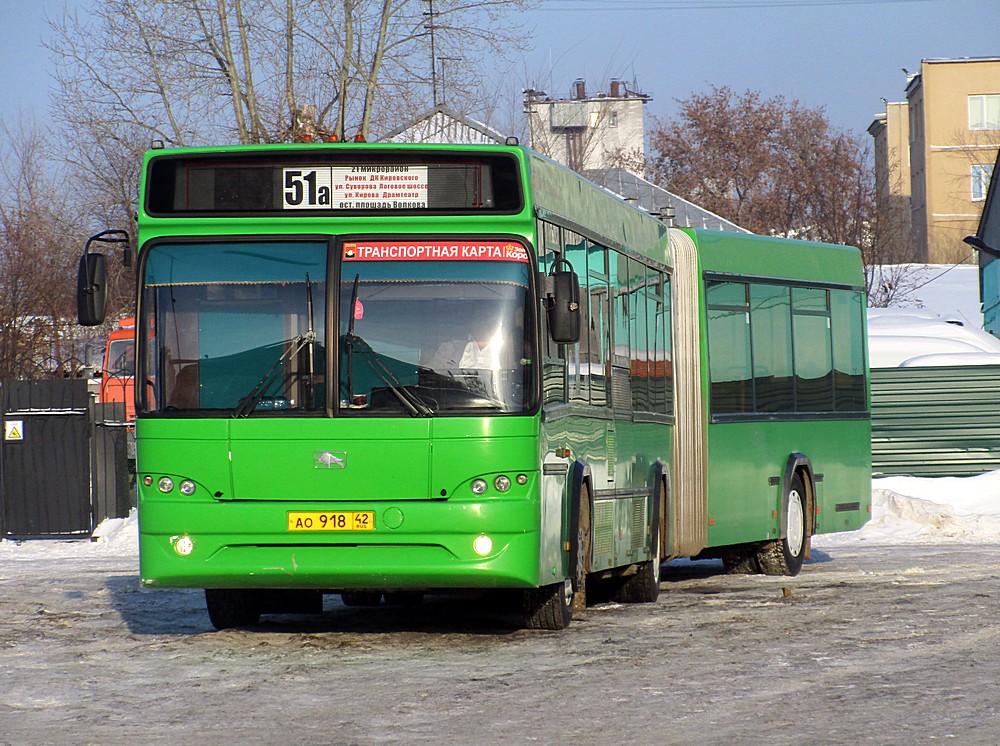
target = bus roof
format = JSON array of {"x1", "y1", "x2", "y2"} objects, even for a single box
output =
[{"x1": 683, "y1": 228, "x2": 864, "y2": 289}]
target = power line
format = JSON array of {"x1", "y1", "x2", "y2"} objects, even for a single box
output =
[{"x1": 537, "y1": 0, "x2": 945, "y2": 10}]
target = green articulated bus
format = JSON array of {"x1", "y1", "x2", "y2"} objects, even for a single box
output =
[{"x1": 77, "y1": 141, "x2": 871, "y2": 630}]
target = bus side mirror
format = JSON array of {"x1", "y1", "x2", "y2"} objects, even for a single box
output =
[
  {"x1": 77, "y1": 252, "x2": 107, "y2": 326},
  {"x1": 544, "y1": 260, "x2": 581, "y2": 344},
  {"x1": 77, "y1": 229, "x2": 131, "y2": 326}
]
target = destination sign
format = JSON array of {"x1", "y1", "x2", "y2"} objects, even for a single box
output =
[
  {"x1": 283, "y1": 166, "x2": 430, "y2": 210},
  {"x1": 145, "y1": 150, "x2": 522, "y2": 215}
]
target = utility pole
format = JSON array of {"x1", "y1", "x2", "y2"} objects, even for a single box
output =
[{"x1": 424, "y1": 0, "x2": 439, "y2": 107}]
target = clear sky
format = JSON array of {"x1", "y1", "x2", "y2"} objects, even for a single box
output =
[
  {"x1": 2, "y1": 0, "x2": 998, "y2": 138},
  {"x1": 515, "y1": 0, "x2": 1000, "y2": 135}
]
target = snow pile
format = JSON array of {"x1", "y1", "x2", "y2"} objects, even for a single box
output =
[
  {"x1": 89, "y1": 509, "x2": 140, "y2": 552},
  {"x1": 815, "y1": 471, "x2": 1000, "y2": 546},
  {"x1": 868, "y1": 309, "x2": 1000, "y2": 368},
  {"x1": 0, "y1": 509, "x2": 139, "y2": 560}
]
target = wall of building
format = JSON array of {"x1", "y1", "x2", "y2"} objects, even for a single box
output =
[
  {"x1": 870, "y1": 101, "x2": 913, "y2": 260},
  {"x1": 908, "y1": 58, "x2": 1000, "y2": 264},
  {"x1": 526, "y1": 80, "x2": 649, "y2": 174}
]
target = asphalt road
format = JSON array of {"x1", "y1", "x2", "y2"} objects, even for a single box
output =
[{"x1": 2, "y1": 541, "x2": 999, "y2": 744}]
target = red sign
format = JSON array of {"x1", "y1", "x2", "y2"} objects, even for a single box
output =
[{"x1": 343, "y1": 240, "x2": 530, "y2": 264}]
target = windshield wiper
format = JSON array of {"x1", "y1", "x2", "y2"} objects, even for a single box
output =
[
  {"x1": 303, "y1": 273, "x2": 316, "y2": 409},
  {"x1": 234, "y1": 273, "x2": 318, "y2": 418},
  {"x1": 233, "y1": 333, "x2": 316, "y2": 417},
  {"x1": 342, "y1": 331, "x2": 434, "y2": 417}
]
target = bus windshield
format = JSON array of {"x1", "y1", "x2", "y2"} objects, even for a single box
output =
[
  {"x1": 142, "y1": 241, "x2": 328, "y2": 414},
  {"x1": 339, "y1": 248, "x2": 535, "y2": 416},
  {"x1": 140, "y1": 239, "x2": 536, "y2": 416}
]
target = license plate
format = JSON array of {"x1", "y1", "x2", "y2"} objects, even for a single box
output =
[{"x1": 287, "y1": 511, "x2": 375, "y2": 531}]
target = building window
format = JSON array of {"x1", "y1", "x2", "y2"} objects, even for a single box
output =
[
  {"x1": 609, "y1": 111, "x2": 618, "y2": 128},
  {"x1": 969, "y1": 94, "x2": 1000, "y2": 130},
  {"x1": 973, "y1": 164, "x2": 994, "y2": 201}
]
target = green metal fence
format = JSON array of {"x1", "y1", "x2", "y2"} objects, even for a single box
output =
[{"x1": 871, "y1": 365, "x2": 1000, "y2": 477}]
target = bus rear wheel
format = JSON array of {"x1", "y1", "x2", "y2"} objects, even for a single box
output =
[
  {"x1": 523, "y1": 578, "x2": 573, "y2": 630},
  {"x1": 205, "y1": 589, "x2": 261, "y2": 630},
  {"x1": 757, "y1": 472, "x2": 809, "y2": 577}
]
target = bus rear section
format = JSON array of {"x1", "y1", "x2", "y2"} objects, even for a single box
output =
[{"x1": 672, "y1": 228, "x2": 871, "y2": 575}]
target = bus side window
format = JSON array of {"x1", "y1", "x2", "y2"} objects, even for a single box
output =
[
  {"x1": 652, "y1": 271, "x2": 672, "y2": 415},
  {"x1": 792, "y1": 287, "x2": 834, "y2": 412},
  {"x1": 564, "y1": 232, "x2": 589, "y2": 405},
  {"x1": 629, "y1": 259, "x2": 650, "y2": 411},
  {"x1": 706, "y1": 281, "x2": 753, "y2": 414},
  {"x1": 587, "y1": 240, "x2": 610, "y2": 408},
  {"x1": 539, "y1": 220, "x2": 567, "y2": 405},
  {"x1": 610, "y1": 251, "x2": 631, "y2": 411},
  {"x1": 750, "y1": 284, "x2": 794, "y2": 413},
  {"x1": 831, "y1": 289, "x2": 867, "y2": 412}
]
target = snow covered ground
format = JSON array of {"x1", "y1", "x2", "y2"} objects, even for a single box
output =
[{"x1": 3, "y1": 264, "x2": 1000, "y2": 744}]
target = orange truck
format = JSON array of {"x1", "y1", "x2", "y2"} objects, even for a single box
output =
[{"x1": 100, "y1": 317, "x2": 136, "y2": 421}]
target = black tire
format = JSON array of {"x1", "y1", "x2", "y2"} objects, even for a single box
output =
[
  {"x1": 757, "y1": 472, "x2": 809, "y2": 577},
  {"x1": 341, "y1": 590, "x2": 383, "y2": 606},
  {"x1": 523, "y1": 579, "x2": 574, "y2": 630},
  {"x1": 205, "y1": 589, "x2": 261, "y2": 630},
  {"x1": 619, "y1": 493, "x2": 662, "y2": 603}
]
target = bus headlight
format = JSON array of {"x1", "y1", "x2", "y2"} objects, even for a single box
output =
[
  {"x1": 471, "y1": 479, "x2": 488, "y2": 495},
  {"x1": 179, "y1": 479, "x2": 196, "y2": 496},
  {"x1": 158, "y1": 477, "x2": 174, "y2": 493},
  {"x1": 494, "y1": 475, "x2": 511, "y2": 492},
  {"x1": 173, "y1": 535, "x2": 194, "y2": 556},
  {"x1": 472, "y1": 535, "x2": 493, "y2": 556}
]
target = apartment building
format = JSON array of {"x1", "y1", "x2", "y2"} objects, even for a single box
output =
[
  {"x1": 872, "y1": 57, "x2": 1000, "y2": 264},
  {"x1": 868, "y1": 101, "x2": 912, "y2": 260},
  {"x1": 524, "y1": 79, "x2": 650, "y2": 174}
]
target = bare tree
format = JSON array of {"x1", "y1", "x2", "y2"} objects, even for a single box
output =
[
  {"x1": 39, "y1": 0, "x2": 533, "y2": 338},
  {"x1": 46, "y1": 0, "x2": 535, "y2": 146},
  {"x1": 0, "y1": 119, "x2": 91, "y2": 380},
  {"x1": 648, "y1": 85, "x2": 898, "y2": 302}
]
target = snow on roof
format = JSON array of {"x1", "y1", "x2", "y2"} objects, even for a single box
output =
[{"x1": 867, "y1": 265, "x2": 1000, "y2": 368}]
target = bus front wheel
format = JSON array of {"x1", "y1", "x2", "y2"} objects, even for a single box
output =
[{"x1": 523, "y1": 578, "x2": 573, "y2": 630}]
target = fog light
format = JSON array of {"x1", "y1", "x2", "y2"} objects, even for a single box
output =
[
  {"x1": 158, "y1": 477, "x2": 174, "y2": 493},
  {"x1": 516, "y1": 474, "x2": 528, "y2": 485},
  {"x1": 471, "y1": 479, "x2": 488, "y2": 495},
  {"x1": 494, "y1": 475, "x2": 511, "y2": 492},
  {"x1": 174, "y1": 535, "x2": 194, "y2": 556},
  {"x1": 179, "y1": 479, "x2": 196, "y2": 496},
  {"x1": 472, "y1": 534, "x2": 493, "y2": 556}
]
